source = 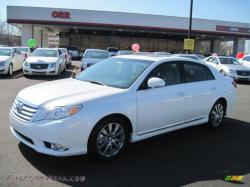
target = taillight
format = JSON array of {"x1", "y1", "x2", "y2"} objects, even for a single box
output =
[
  {"x1": 232, "y1": 80, "x2": 237, "y2": 88},
  {"x1": 65, "y1": 54, "x2": 67, "y2": 60}
]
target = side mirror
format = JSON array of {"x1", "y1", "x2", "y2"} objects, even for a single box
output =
[{"x1": 147, "y1": 77, "x2": 165, "y2": 88}]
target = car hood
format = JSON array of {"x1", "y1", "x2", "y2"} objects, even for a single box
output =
[
  {"x1": 17, "y1": 78, "x2": 124, "y2": 107},
  {"x1": 222, "y1": 64, "x2": 250, "y2": 71},
  {"x1": 0, "y1": 56, "x2": 10, "y2": 61},
  {"x1": 26, "y1": 56, "x2": 58, "y2": 63}
]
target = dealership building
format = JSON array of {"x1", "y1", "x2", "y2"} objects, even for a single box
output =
[{"x1": 7, "y1": 6, "x2": 250, "y2": 55}]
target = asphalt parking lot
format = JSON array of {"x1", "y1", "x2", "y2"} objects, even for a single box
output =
[{"x1": 0, "y1": 61, "x2": 250, "y2": 187}]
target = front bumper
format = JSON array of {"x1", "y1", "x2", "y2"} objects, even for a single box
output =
[
  {"x1": 9, "y1": 111, "x2": 89, "y2": 156},
  {"x1": 23, "y1": 66, "x2": 59, "y2": 76},
  {"x1": 229, "y1": 74, "x2": 250, "y2": 81},
  {"x1": 0, "y1": 66, "x2": 7, "y2": 74}
]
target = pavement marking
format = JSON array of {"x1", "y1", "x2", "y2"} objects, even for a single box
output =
[
  {"x1": 71, "y1": 66, "x2": 79, "y2": 77},
  {"x1": 13, "y1": 72, "x2": 24, "y2": 79}
]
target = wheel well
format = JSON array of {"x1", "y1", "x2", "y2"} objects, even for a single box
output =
[
  {"x1": 216, "y1": 97, "x2": 227, "y2": 115},
  {"x1": 96, "y1": 113, "x2": 133, "y2": 133}
]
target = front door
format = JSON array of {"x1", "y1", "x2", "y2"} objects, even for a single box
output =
[{"x1": 136, "y1": 62, "x2": 187, "y2": 134}]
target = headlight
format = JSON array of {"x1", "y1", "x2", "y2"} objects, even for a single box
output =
[
  {"x1": 50, "y1": 62, "x2": 57, "y2": 68},
  {"x1": 229, "y1": 69, "x2": 236, "y2": 74},
  {"x1": 0, "y1": 61, "x2": 5, "y2": 66},
  {"x1": 33, "y1": 105, "x2": 82, "y2": 121},
  {"x1": 23, "y1": 61, "x2": 29, "y2": 67}
]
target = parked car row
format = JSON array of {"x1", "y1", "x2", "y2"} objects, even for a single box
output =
[{"x1": 0, "y1": 46, "x2": 72, "y2": 77}]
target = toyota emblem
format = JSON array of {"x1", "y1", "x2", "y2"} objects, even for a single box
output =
[{"x1": 16, "y1": 102, "x2": 23, "y2": 112}]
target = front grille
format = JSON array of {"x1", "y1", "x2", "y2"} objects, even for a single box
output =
[
  {"x1": 11, "y1": 99, "x2": 38, "y2": 122},
  {"x1": 236, "y1": 71, "x2": 250, "y2": 76},
  {"x1": 14, "y1": 128, "x2": 34, "y2": 144},
  {"x1": 30, "y1": 63, "x2": 48, "y2": 70}
]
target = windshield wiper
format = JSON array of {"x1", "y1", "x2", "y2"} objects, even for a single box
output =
[{"x1": 86, "y1": 80, "x2": 105, "y2": 86}]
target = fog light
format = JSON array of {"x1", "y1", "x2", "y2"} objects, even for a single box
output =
[{"x1": 44, "y1": 141, "x2": 68, "y2": 151}]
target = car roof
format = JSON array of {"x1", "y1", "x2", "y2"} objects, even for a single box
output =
[
  {"x1": 175, "y1": 54, "x2": 197, "y2": 56},
  {"x1": 0, "y1": 47, "x2": 12, "y2": 50},
  {"x1": 85, "y1": 49, "x2": 108, "y2": 52},
  {"x1": 113, "y1": 54, "x2": 204, "y2": 64},
  {"x1": 14, "y1": 46, "x2": 29, "y2": 48},
  {"x1": 35, "y1": 48, "x2": 58, "y2": 51},
  {"x1": 217, "y1": 56, "x2": 235, "y2": 58}
]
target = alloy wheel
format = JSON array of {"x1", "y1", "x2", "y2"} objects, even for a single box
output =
[
  {"x1": 9, "y1": 64, "x2": 13, "y2": 76},
  {"x1": 96, "y1": 122, "x2": 125, "y2": 158},
  {"x1": 211, "y1": 103, "x2": 224, "y2": 127}
]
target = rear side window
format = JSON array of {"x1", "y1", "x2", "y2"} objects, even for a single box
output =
[{"x1": 184, "y1": 63, "x2": 208, "y2": 83}]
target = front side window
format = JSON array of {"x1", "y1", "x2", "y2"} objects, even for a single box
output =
[
  {"x1": 32, "y1": 49, "x2": 58, "y2": 57},
  {"x1": 184, "y1": 63, "x2": 208, "y2": 83},
  {"x1": 140, "y1": 62, "x2": 181, "y2": 89},
  {"x1": 76, "y1": 58, "x2": 152, "y2": 89}
]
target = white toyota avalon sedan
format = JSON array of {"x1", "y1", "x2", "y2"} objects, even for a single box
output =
[
  {"x1": 10, "y1": 55, "x2": 237, "y2": 160},
  {"x1": 23, "y1": 48, "x2": 66, "y2": 76}
]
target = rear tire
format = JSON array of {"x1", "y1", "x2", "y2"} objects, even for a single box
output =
[
  {"x1": 208, "y1": 100, "x2": 225, "y2": 128},
  {"x1": 8, "y1": 64, "x2": 13, "y2": 76},
  {"x1": 88, "y1": 117, "x2": 129, "y2": 160}
]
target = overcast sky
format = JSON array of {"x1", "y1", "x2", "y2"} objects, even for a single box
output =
[{"x1": 0, "y1": 0, "x2": 249, "y2": 23}]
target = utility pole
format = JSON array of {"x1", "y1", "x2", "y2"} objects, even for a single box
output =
[
  {"x1": 186, "y1": 0, "x2": 194, "y2": 54},
  {"x1": 188, "y1": 0, "x2": 193, "y2": 39}
]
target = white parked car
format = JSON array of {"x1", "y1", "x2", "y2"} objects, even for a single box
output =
[
  {"x1": 15, "y1": 46, "x2": 31, "y2": 60},
  {"x1": 204, "y1": 56, "x2": 250, "y2": 81},
  {"x1": 80, "y1": 49, "x2": 109, "y2": 71},
  {"x1": 58, "y1": 48, "x2": 72, "y2": 68},
  {"x1": 239, "y1": 55, "x2": 250, "y2": 68},
  {"x1": 10, "y1": 55, "x2": 236, "y2": 160},
  {"x1": 0, "y1": 47, "x2": 25, "y2": 76},
  {"x1": 23, "y1": 48, "x2": 66, "y2": 76}
]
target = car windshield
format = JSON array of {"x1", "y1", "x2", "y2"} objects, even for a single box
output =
[
  {"x1": 180, "y1": 55, "x2": 199, "y2": 60},
  {"x1": 32, "y1": 49, "x2": 58, "y2": 57},
  {"x1": 219, "y1": 57, "x2": 240, "y2": 65},
  {"x1": 0, "y1": 49, "x2": 11, "y2": 56},
  {"x1": 84, "y1": 51, "x2": 109, "y2": 59},
  {"x1": 59, "y1": 49, "x2": 67, "y2": 53},
  {"x1": 17, "y1": 48, "x2": 28, "y2": 53},
  {"x1": 118, "y1": 51, "x2": 133, "y2": 55},
  {"x1": 108, "y1": 48, "x2": 118, "y2": 52},
  {"x1": 195, "y1": 54, "x2": 205, "y2": 60},
  {"x1": 76, "y1": 58, "x2": 152, "y2": 88}
]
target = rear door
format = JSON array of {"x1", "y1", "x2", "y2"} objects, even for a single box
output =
[{"x1": 182, "y1": 62, "x2": 216, "y2": 121}]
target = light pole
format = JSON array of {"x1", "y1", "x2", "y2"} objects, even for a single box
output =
[{"x1": 188, "y1": 0, "x2": 193, "y2": 39}]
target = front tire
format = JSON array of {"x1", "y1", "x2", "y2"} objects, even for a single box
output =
[
  {"x1": 208, "y1": 101, "x2": 225, "y2": 128},
  {"x1": 8, "y1": 64, "x2": 13, "y2": 76},
  {"x1": 88, "y1": 117, "x2": 129, "y2": 160}
]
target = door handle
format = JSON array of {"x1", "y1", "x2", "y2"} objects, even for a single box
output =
[
  {"x1": 211, "y1": 87, "x2": 216, "y2": 91},
  {"x1": 177, "y1": 92, "x2": 186, "y2": 97}
]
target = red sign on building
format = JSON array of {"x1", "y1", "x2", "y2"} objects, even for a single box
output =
[{"x1": 52, "y1": 11, "x2": 70, "y2": 19}]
